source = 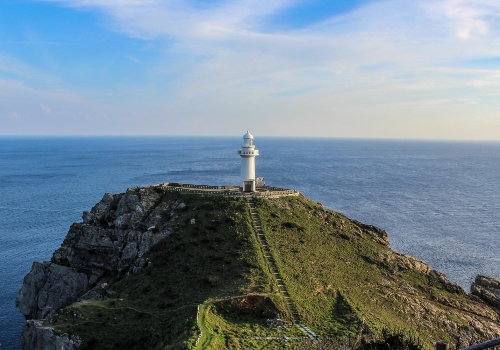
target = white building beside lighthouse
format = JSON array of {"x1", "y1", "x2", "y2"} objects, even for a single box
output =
[{"x1": 238, "y1": 131, "x2": 259, "y2": 192}]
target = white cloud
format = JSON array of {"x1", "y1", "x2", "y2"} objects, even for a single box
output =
[
  {"x1": 32, "y1": 0, "x2": 500, "y2": 80},
  {"x1": 38, "y1": 0, "x2": 296, "y2": 39},
  {"x1": 443, "y1": 0, "x2": 500, "y2": 39},
  {"x1": 41, "y1": 105, "x2": 52, "y2": 113},
  {"x1": 0, "y1": 76, "x2": 101, "y2": 135},
  {"x1": 0, "y1": 53, "x2": 57, "y2": 83},
  {"x1": 13, "y1": 0, "x2": 500, "y2": 138},
  {"x1": 456, "y1": 97, "x2": 481, "y2": 104},
  {"x1": 126, "y1": 55, "x2": 141, "y2": 63}
]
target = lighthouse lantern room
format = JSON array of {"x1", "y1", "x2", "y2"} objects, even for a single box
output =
[{"x1": 238, "y1": 131, "x2": 259, "y2": 192}]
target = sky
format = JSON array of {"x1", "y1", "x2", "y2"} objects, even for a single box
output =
[{"x1": 1, "y1": 0, "x2": 500, "y2": 139}]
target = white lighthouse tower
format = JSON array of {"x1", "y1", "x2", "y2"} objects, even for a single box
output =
[{"x1": 238, "y1": 131, "x2": 259, "y2": 192}]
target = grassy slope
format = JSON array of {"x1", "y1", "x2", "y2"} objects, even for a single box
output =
[
  {"x1": 254, "y1": 195, "x2": 474, "y2": 347},
  {"x1": 47, "y1": 190, "x2": 485, "y2": 349},
  {"x1": 50, "y1": 191, "x2": 286, "y2": 349}
]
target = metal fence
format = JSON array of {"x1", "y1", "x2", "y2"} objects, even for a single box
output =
[{"x1": 437, "y1": 338, "x2": 500, "y2": 350}]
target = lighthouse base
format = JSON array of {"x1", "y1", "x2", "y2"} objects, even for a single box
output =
[{"x1": 243, "y1": 180, "x2": 255, "y2": 192}]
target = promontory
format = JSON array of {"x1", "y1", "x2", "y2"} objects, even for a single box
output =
[{"x1": 16, "y1": 183, "x2": 500, "y2": 349}]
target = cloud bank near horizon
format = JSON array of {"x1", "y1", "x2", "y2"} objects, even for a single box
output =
[{"x1": 1, "y1": 0, "x2": 500, "y2": 139}]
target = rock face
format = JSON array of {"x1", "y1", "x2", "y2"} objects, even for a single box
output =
[
  {"x1": 375, "y1": 271, "x2": 500, "y2": 346},
  {"x1": 472, "y1": 275, "x2": 500, "y2": 308},
  {"x1": 376, "y1": 251, "x2": 464, "y2": 294},
  {"x1": 17, "y1": 187, "x2": 173, "y2": 321},
  {"x1": 16, "y1": 262, "x2": 90, "y2": 320},
  {"x1": 21, "y1": 320, "x2": 81, "y2": 350},
  {"x1": 353, "y1": 220, "x2": 390, "y2": 246}
]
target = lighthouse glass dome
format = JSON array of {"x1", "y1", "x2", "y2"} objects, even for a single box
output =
[{"x1": 243, "y1": 131, "x2": 254, "y2": 147}]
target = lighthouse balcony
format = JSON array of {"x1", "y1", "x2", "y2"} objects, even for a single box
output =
[{"x1": 238, "y1": 150, "x2": 259, "y2": 156}]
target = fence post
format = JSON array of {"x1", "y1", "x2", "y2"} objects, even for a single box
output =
[{"x1": 436, "y1": 341, "x2": 449, "y2": 350}]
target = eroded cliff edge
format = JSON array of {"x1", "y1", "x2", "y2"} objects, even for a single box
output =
[
  {"x1": 17, "y1": 188, "x2": 171, "y2": 320},
  {"x1": 16, "y1": 186, "x2": 500, "y2": 349},
  {"x1": 16, "y1": 187, "x2": 176, "y2": 349}
]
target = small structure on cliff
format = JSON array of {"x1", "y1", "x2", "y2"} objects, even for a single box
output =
[{"x1": 238, "y1": 131, "x2": 259, "y2": 192}]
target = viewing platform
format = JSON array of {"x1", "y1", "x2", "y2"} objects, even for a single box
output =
[{"x1": 142, "y1": 182, "x2": 300, "y2": 198}]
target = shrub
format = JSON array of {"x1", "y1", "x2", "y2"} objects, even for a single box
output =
[
  {"x1": 281, "y1": 221, "x2": 305, "y2": 231},
  {"x1": 357, "y1": 329, "x2": 424, "y2": 350}
]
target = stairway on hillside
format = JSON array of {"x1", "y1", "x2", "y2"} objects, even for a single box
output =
[
  {"x1": 247, "y1": 197, "x2": 318, "y2": 342},
  {"x1": 246, "y1": 197, "x2": 301, "y2": 322}
]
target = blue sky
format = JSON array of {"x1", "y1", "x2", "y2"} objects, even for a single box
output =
[{"x1": 1, "y1": 0, "x2": 500, "y2": 139}]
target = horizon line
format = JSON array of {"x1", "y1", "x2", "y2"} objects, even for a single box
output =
[{"x1": 1, "y1": 135, "x2": 500, "y2": 143}]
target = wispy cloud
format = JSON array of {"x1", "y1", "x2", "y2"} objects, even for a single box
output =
[
  {"x1": 5, "y1": 0, "x2": 500, "y2": 138},
  {"x1": 0, "y1": 53, "x2": 55, "y2": 82},
  {"x1": 9, "y1": 112, "x2": 20, "y2": 119},
  {"x1": 126, "y1": 55, "x2": 141, "y2": 63},
  {"x1": 29, "y1": 0, "x2": 500, "y2": 85},
  {"x1": 39, "y1": 0, "x2": 296, "y2": 39},
  {"x1": 41, "y1": 104, "x2": 52, "y2": 113},
  {"x1": 443, "y1": 0, "x2": 500, "y2": 39}
]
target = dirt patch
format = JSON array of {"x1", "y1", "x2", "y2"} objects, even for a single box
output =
[{"x1": 215, "y1": 296, "x2": 278, "y2": 321}]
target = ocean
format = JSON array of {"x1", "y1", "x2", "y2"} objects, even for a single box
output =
[{"x1": 1, "y1": 136, "x2": 499, "y2": 349}]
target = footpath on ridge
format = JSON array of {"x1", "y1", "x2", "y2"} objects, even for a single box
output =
[{"x1": 246, "y1": 197, "x2": 318, "y2": 343}]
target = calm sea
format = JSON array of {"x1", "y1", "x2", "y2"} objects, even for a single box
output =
[{"x1": 1, "y1": 137, "x2": 499, "y2": 349}]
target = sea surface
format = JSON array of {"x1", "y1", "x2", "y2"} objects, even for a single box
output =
[{"x1": 1, "y1": 136, "x2": 499, "y2": 349}]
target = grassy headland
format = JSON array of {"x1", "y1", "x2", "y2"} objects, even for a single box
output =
[{"x1": 45, "y1": 188, "x2": 500, "y2": 349}]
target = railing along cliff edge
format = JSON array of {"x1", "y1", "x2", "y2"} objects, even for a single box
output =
[
  {"x1": 137, "y1": 182, "x2": 300, "y2": 198},
  {"x1": 436, "y1": 337, "x2": 500, "y2": 350}
]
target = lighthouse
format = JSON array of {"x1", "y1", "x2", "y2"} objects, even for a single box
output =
[{"x1": 238, "y1": 131, "x2": 259, "y2": 192}]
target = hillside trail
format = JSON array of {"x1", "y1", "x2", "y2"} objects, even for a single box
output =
[
  {"x1": 246, "y1": 197, "x2": 318, "y2": 343},
  {"x1": 194, "y1": 197, "x2": 319, "y2": 349}
]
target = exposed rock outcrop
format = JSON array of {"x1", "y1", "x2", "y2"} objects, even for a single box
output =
[
  {"x1": 16, "y1": 262, "x2": 90, "y2": 320},
  {"x1": 471, "y1": 275, "x2": 500, "y2": 308},
  {"x1": 17, "y1": 187, "x2": 173, "y2": 320},
  {"x1": 377, "y1": 276, "x2": 500, "y2": 344},
  {"x1": 353, "y1": 220, "x2": 390, "y2": 246},
  {"x1": 375, "y1": 251, "x2": 464, "y2": 294},
  {"x1": 53, "y1": 189, "x2": 171, "y2": 273},
  {"x1": 21, "y1": 320, "x2": 81, "y2": 350}
]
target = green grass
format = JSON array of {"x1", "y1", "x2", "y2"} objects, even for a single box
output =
[
  {"x1": 51, "y1": 191, "x2": 283, "y2": 349},
  {"x1": 196, "y1": 299, "x2": 301, "y2": 350},
  {"x1": 48, "y1": 189, "x2": 496, "y2": 349},
  {"x1": 253, "y1": 195, "x2": 478, "y2": 348}
]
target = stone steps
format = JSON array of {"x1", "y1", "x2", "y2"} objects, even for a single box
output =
[
  {"x1": 246, "y1": 198, "x2": 302, "y2": 324},
  {"x1": 246, "y1": 198, "x2": 317, "y2": 340}
]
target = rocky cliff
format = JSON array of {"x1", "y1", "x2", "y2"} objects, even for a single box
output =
[
  {"x1": 16, "y1": 186, "x2": 500, "y2": 350},
  {"x1": 17, "y1": 187, "x2": 175, "y2": 348},
  {"x1": 472, "y1": 275, "x2": 500, "y2": 308},
  {"x1": 20, "y1": 320, "x2": 82, "y2": 350}
]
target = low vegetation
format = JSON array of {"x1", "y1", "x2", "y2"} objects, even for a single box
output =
[
  {"x1": 50, "y1": 192, "x2": 281, "y2": 349},
  {"x1": 46, "y1": 189, "x2": 497, "y2": 349}
]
